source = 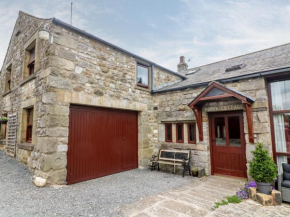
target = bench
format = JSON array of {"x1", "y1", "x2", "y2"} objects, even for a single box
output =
[{"x1": 150, "y1": 149, "x2": 191, "y2": 177}]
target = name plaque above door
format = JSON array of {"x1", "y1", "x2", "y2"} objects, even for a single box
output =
[{"x1": 205, "y1": 104, "x2": 243, "y2": 112}]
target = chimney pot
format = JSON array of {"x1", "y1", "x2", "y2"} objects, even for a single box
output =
[{"x1": 180, "y1": 56, "x2": 185, "y2": 63}]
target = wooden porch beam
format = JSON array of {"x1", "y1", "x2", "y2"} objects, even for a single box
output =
[
  {"x1": 192, "y1": 107, "x2": 203, "y2": 141},
  {"x1": 245, "y1": 103, "x2": 254, "y2": 143}
]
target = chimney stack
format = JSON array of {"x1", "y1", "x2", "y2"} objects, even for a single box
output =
[{"x1": 177, "y1": 56, "x2": 188, "y2": 75}]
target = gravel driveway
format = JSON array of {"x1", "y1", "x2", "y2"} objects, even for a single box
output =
[{"x1": 0, "y1": 151, "x2": 192, "y2": 217}]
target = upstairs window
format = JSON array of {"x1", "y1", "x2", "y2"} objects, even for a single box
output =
[
  {"x1": 188, "y1": 123, "x2": 196, "y2": 144},
  {"x1": 26, "y1": 108, "x2": 34, "y2": 142},
  {"x1": 165, "y1": 123, "x2": 172, "y2": 142},
  {"x1": 136, "y1": 64, "x2": 149, "y2": 88},
  {"x1": 24, "y1": 41, "x2": 36, "y2": 78},
  {"x1": 27, "y1": 46, "x2": 35, "y2": 76},
  {"x1": 176, "y1": 123, "x2": 184, "y2": 143},
  {"x1": 5, "y1": 64, "x2": 12, "y2": 92}
]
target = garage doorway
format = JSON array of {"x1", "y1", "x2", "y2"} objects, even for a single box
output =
[{"x1": 67, "y1": 105, "x2": 138, "y2": 184}]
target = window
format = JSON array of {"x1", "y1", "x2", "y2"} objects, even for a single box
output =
[
  {"x1": 176, "y1": 123, "x2": 184, "y2": 143},
  {"x1": 165, "y1": 123, "x2": 172, "y2": 142},
  {"x1": 0, "y1": 114, "x2": 7, "y2": 140},
  {"x1": 26, "y1": 108, "x2": 33, "y2": 142},
  {"x1": 27, "y1": 46, "x2": 35, "y2": 76},
  {"x1": 136, "y1": 64, "x2": 149, "y2": 88},
  {"x1": 24, "y1": 41, "x2": 36, "y2": 78},
  {"x1": 5, "y1": 64, "x2": 12, "y2": 92},
  {"x1": 269, "y1": 79, "x2": 290, "y2": 173},
  {"x1": 188, "y1": 123, "x2": 196, "y2": 144}
]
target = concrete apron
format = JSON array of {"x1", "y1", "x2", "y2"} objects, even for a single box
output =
[{"x1": 122, "y1": 176, "x2": 290, "y2": 217}]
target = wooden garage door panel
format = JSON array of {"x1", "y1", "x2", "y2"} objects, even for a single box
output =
[{"x1": 67, "y1": 105, "x2": 138, "y2": 184}]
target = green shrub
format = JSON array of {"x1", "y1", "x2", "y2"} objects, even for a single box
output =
[
  {"x1": 0, "y1": 117, "x2": 8, "y2": 121},
  {"x1": 249, "y1": 143, "x2": 277, "y2": 183}
]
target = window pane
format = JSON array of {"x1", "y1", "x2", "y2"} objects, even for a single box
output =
[
  {"x1": 271, "y1": 80, "x2": 290, "y2": 111},
  {"x1": 166, "y1": 124, "x2": 172, "y2": 141},
  {"x1": 189, "y1": 124, "x2": 195, "y2": 142},
  {"x1": 28, "y1": 109, "x2": 33, "y2": 124},
  {"x1": 204, "y1": 88, "x2": 227, "y2": 97},
  {"x1": 29, "y1": 47, "x2": 35, "y2": 63},
  {"x1": 215, "y1": 117, "x2": 226, "y2": 146},
  {"x1": 277, "y1": 156, "x2": 290, "y2": 174},
  {"x1": 228, "y1": 116, "x2": 241, "y2": 147},
  {"x1": 27, "y1": 126, "x2": 32, "y2": 141},
  {"x1": 137, "y1": 65, "x2": 149, "y2": 86},
  {"x1": 177, "y1": 124, "x2": 183, "y2": 142},
  {"x1": 273, "y1": 113, "x2": 290, "y2": 153}
]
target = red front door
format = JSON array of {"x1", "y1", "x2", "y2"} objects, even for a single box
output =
[{"x1": 209, "y1": 112, "x2": 247, "y2": 178}]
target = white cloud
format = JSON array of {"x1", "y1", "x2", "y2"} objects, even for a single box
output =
[{"x1": 134, "y1": 0, "x2": 290, "y2": 70}]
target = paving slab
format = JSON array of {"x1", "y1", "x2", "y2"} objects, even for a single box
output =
[{"x1": 122, "y1": 176, "x2": 290, "y2": 217}]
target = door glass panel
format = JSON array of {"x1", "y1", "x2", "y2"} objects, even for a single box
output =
[
  {"x1": 228, "y1": 116, "x2": 241, "y2": 147},
  {"x1": 215, "y1": 117, "x2": 226, "y2": 146}
]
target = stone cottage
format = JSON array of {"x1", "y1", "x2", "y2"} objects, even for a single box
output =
[{"x1": 1, "y1": 11, "x2": 290, "y2": 185}]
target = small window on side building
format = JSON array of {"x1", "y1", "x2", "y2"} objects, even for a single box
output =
[
  {"x1": 26, "y1": 108, "x2": 34, "y2": 142},
  {"x1": 176, "y1": 123, "x2": 184, "y2": 143},
  {"x1": 136, "y1": 64, "x2": 149, "y2": 88},
  {"x1": 165, "y1": 123, "x2": 172, "y2": 142},
  {"x1": 24, "y1": 41, "x2": 36, "y2": 78},
  {"x1": 188, "y1": 123, "x2": 196, "y2": 144},
  {"x1": 5, "y1": 64, "x2": 12, "y2": 92},
  {"x1": 0, "y1": 114, "x2": 7, "y2": 140}
]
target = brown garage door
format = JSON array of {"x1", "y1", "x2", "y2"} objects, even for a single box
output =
[{"x1": 67, "y1": 105, "x2": 138, "y2": 184}]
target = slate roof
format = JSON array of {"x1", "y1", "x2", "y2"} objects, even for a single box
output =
[{"x1": 155, "y1": 43, "x2": 290, "y2": 92}]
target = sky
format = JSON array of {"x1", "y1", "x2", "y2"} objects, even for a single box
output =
[{"x1": 1, "y1": 0, "x2": 290, "y2": 71}]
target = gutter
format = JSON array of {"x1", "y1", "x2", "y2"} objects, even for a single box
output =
[
  {"x1": 152, "y1": 67, "x2": 290, "y2": 94},
  {"x1": 51, "y1": 18, "x2": 187, "y2": 80}
]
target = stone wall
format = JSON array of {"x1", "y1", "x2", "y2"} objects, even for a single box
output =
[
  {"x1": 154, "y1": 77, "x2": 272, "y2": 176},
  {"x1": 0, "y1": 12, "x2": 51, "y2": 164},
  {"x1": 153, "y1": 67, "x2": 182, "y2": 90}
]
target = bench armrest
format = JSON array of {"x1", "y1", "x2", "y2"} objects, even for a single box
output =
[
  {"x1": 278, "y1": 173, "x2": 283, "y2": 192},
  {"x1": 150, "y1": 155, "x2": 158, "y2": 162}
]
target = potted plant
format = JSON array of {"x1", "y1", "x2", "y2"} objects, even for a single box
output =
[
  {"x1": 249, "y1": 143, "x2": 277, "y2": 195},
  {"x1": 191, "y1": 167, "x2": 199, "y2": 177},
  {"x1": 0, "y1": 117, "x2": 8, "y2": 124}
]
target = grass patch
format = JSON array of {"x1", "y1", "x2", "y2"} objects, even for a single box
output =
[
  {"x1": 213, "y1": 195, "x2": 242, "y2": 209},
  {"x1": 226, "y1": 195, "x2": 242, "y2": 203}
]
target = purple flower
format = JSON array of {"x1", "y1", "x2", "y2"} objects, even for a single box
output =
[
  {"x1": 236, "y1": 190, "x2": 248, "y2": 199},
  {"x1": 236, "y1": 181, "x2": 257, "y2": 200},
  {"x1": 244, "y1": 181, "x2": 257, "y2": 190}
]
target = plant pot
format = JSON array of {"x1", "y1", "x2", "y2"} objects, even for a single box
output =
[
  {"x1": 256, "y1": 182, "x2": 272, "y2": 195},
  {"x1": 0, "y1": 120, "x2": 7, "y2": 124},
  {"x1": 191, "y1": 170, "x2": 198, "y2": 177}
]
